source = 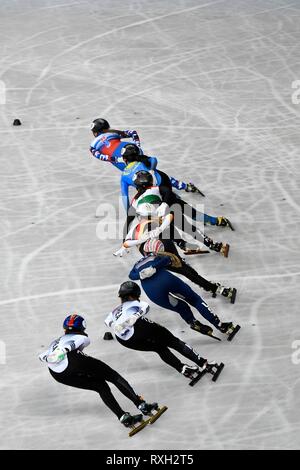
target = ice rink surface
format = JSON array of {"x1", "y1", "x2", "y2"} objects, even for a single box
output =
[{"x1": 0, "y1": 0, "x2": 300, "y2": 450}]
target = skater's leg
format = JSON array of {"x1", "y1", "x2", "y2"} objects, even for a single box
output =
[
  {"x1": 146, "y1": 322, "x2": 206, "y2": 370},
  {"x1": 83, "y1": 356, "x2": 142, "y2": 408},
  {"x1": 169, "y1": 176, "x2": 188, "y2": 191},
  {"x1": 123, "y1": 320, "x2": 185, "y2": 373},
  {"x1": 96, "y1": 381, "x2": 127, "y2": 419},
  {"x1": 142, "y1": 275, "x2": 196, "y2": 325},
  {"x1": 49, "y1": 362, "x2": 126, "y2": 419},
  {"x1": 167, "y1": 275, "x2": 219, "y2": 327},
  {"x1": 172, "y1": 195, "x2": 217, "y2": 225},
  {"x1": 170, "y1": 262, "x2": 217, "y2": 293}
]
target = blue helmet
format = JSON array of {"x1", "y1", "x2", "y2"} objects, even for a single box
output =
[{"x1": 63, "y1": 314, "x2": 86, "y2": 332}]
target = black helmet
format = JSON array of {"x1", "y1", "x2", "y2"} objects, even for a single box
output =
[
  {"x1": 90, "y1": 118, "x2": 110, "y2": 134},
  {"x1": 121, "y1": 144, "x2": 140, "y2": 162},
  {"x1": 118, "y1": 281, "x2": 141, "y2": 299},
  {"x1": 133, "y1": 170, "x2": 153, "y2": 189}
]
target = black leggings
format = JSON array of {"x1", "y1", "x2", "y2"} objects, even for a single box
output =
[
  {"x1": 157, "y1": 239, "x2": 218, "y2": 294},
  {"x1": 117, "y1": 318, "x2": 206, "y2": 373},
  {"x1": 49, "y1": 352, "x2": 141, "y2": 419}
]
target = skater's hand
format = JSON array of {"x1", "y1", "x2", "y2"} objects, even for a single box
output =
[
  {"x1": 113, "y1": 246, "x2": 130, "y2": 257},
  {"x1": 140, "y1": 266, "x2": 156, "y2": 279},
  {"x1": 46, "y1": 348, "x2": 66, "y2": 364},
  {"x1": 148, "y1": 227, "x2": 161, "y2": 239}
]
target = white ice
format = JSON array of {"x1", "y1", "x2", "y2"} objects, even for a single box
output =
[{"x1": 0, "y1": 0, "x2": 300, "y2": 450}]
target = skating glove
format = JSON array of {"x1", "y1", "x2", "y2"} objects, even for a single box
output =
[
  {"x1": 45, "y1": 348, "x2": 67, "y2": 364},
  {"x1": 147, "y1": 227, "x2": 161, "y2": 239},
  {"x1": 140, "y1": 266, "x2": 156, "y2": 279},
  {"x1": 113, "y1": 246, "x2": 130, "y2": 257}
]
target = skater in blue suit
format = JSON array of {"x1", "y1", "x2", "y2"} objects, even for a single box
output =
[
  {"x1": 89, "y1": 118, "x2": 202, "y2": 209},
  {"x1": 128, "y1": 251, "x2": 238, "y2": 340}
]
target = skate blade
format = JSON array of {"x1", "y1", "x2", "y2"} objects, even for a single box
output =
[
  {"x1": 227, "y1": 325, "x2": 241, "y2": 342},
  {"x1": 184, "y1": 249, "x2": 210, "y2": 255},
  {"x1": 227, "y1": 220, "x2": 234, "y2": 231},
  {"x1": 208, "y1": 333, "x2": 222, "y2": 341},
  {"x1": 196, "y1": 189, "x2": 205, "y2": 197},
  {"x1": 128, "y1": 419, "x2": 148, "y2": 437},
  {"x1": 189, "y1": 369, "x2": 207, "y2": 387},
  {"x1": 230, "y1": 288, "x2": 237, "y2": 304},
  {"x1": 221, "y1": 243, "x2": 230, "y2": 258},
  {"x1": 212, "y1": 363, "x2": 225, "y2": 382},
  {"x1": 148, "y1": 406, "x2": 168, "y2": 424}
]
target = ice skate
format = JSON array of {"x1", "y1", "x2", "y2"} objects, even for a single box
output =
[
  {"x1": 217, "y1": 322, "x2": 241, "y2": 341},
  {"x1": 204, "y1": 237, "x2": 230, "y2": 258},
  {"x1": 213, "y1": 284, "x2": 237, "y2": 304},
  {"x1": 181, "y1": 364, "x2": 199, "y2": 379},
  {"x1": 216, "y1": 217, "x2": 234, "y2": 231},
  {"x1": 190, "y1": 320, "x2": 221, "y2": 341},
  {"x1": 127, "y1": 406, "x2": 168, "y2": 437},
  {"x1": 189, "y1": 360, "x2": 225, "y2": 386},
  {"x1": 185, "y1": 182, "x2": 205, "y2": 197},
  {"x1": 138, "y1": 400, "x2": 159, "y2": 416},
  {"x1": 120, "y1": 412, "x2": 144, "y2": 428}
]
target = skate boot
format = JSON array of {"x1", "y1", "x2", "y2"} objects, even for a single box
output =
[
  {"x1": 182, "y1": 241, "x2": 210, "y2": 255},
  {"x1": 190, "y1": 320, "x2": 213, "y2": 336},
  {"x1": 218, "y1": 322, "x2": 234, "y2": 334},
  {"x1": 120, "y1": 412, "x2": 144, "y2": 428},
  {"x1": 185, "y1": 182, "x2": 205, "y2": 197},
  {"x1": 176, "y1": 239, "x2": 187, "y2": 251},
  {"x1": 217, "y1": 322, "x2": 241, "y2": 341},
  {"x1": 214, "y1": 284, "x2": 237, "y2": 304},
  {"x1": 181, "y1": 364, "x2": 199, "y2": 379},
  {"x1": 203, "y1": 236, "x2": 230, "y2": 258},
  {"x1": 138, "y1": 401, "x2": 159, "y2": 416},
  {"x1": 216, "y1": 217, "x2": 234, "y2": 230}
]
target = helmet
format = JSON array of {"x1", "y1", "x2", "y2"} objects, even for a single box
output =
[
  {"x1": 90, "y1": 118, "x2": 110, "y2": 134},
  {"x1": 133, "y1": 171, "x2": 153, "y2": 189},
  {"x1": 118, "y1": 281, "x2": 141, "y2": 299},
  {"x1": 136, "y1": 202, "x2": 158, "y2": 217},
  {"x1": 143, "y1": 238, "x2": 164, "y2": 255},
  {"x1": 121, "y1": 144, "x2": 140, "y2": 162},
  {"x1": 63, "y1": 314, "x2": 86, "y2": 332}
]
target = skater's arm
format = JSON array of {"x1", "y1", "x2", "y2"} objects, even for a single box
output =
[
  {"x1": 129, "y1": 256, "x2": 171, "y2": 280},
  {"x1": 120, "y1": 177, "x2": 130, "y2": 211},
  {"x1": 105, "y1": 312, "x2": 114, "y2": 327},
  {"x1": 108, "y1": 129, "x2": 141, "y2": 147},
  {"x1": 117, "y1": 303, "x2": 150, "y2": 329},
  {"x1": 137, "y1": 155, "x2": 157, "y2": 170},
  {"x1": 64, "y1": 335, "x2": 90, "y2": 352}
]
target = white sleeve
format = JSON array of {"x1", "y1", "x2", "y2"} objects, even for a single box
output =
[
  {"x1": 64, "y1": 335, "x2": 90, "y2": 352},
  {"x1": 105, "y1": 312, "x2": 114, "y2": 327},
  {"x1": 39, "y1": 351, "x2": 49, "y2": 363},
  {"x1": 138, "y1": 301, "x2": 150, "y2": 316}
]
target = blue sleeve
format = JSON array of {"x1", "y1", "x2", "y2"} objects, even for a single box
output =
[
  {"x1": 129, "y1": 267, "x2": 140, "y2": 280},
  {"x1": 129, "y1": 256, "x2": 171, "y2": 281},
  {"x1": 112, "y1": 161, "x2": 126, "y2": 172},
  {"x1": 121, "y1": 175, "x2": 130, "y2": 210},
  {"x1": 148, "y1": 156, "x2": 158, "y2": 170},
  {"x1": 152, "y1": 256, "x2": 171, "y2": 270}
]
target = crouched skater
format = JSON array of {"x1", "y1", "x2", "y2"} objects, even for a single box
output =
[
  {"x1": 105, "y1": 281, "x2": 223, "y2": 381},
  {"x1": 39, "y1": 314, "x2": 158, "y2": 428}
]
